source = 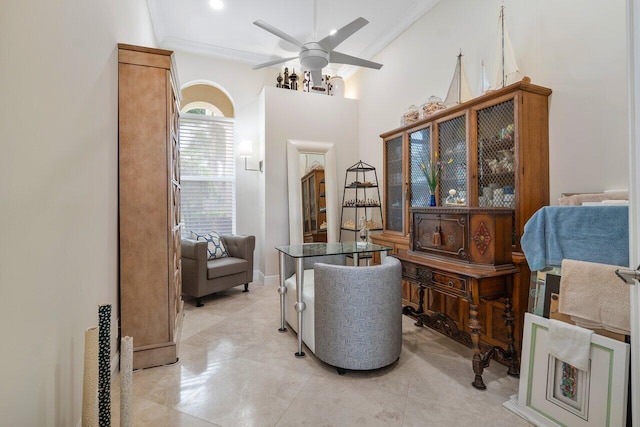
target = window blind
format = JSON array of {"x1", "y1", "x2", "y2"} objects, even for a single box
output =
[{"x1": 179, "y1": 114, "x2": 236, "y2": 235}]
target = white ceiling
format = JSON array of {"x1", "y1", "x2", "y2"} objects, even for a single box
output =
[{"x1": 148, "y1": 0, "x2": 440, "y2": 78}]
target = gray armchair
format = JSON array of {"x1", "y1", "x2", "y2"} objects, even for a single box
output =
[
  {"x1": 181, "y1": 234, "x2": 255, "y2": 307},
  {"x1": 313, "y1": 256, "x2": 402, "y2": 373}
]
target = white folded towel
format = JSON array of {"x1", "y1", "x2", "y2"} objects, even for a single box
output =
[
  {"x1": 559, "y1": 259, "x2": 631, "y2": 335},
  {"x1": 570, "y1": 316, "x2": 630, "y2": 336},
  {"x1": 548, "y1": 319, "x2": 593, "y2": 371},
  {"x1": 601, "y1": 199, "x2": 629, "y2": 205}
]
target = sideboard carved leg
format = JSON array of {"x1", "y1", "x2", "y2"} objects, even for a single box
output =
[
  {"x1": 414, "y1": 284, "x2": 426, "y2": 326},
  {"x1": 469, "y1": 301, "x2": 486, "y2": 390},
  {"x1": 503, "y1": 279, "x2": 519, "y2": 377},
  {"x1": 417, "y1": 284, "x2": 425, "y2": 314}
]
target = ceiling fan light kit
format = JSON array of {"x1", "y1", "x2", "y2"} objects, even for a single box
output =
[{"x1": 299, "y1": 43, "x2": 330, "y2": 70}]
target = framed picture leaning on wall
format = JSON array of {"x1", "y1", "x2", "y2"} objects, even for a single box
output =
[{"x1": 507, "y1": 313, "x2": 629, "y2": 427}]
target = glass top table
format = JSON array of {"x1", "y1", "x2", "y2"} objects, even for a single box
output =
[
  {"x1": 276, "y1": 242, "x2": 392, "y2": 259},
  {"x1": 276, "y1": 242, "x2": 392, "y2": 357}
]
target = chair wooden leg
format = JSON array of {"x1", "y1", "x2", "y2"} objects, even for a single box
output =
[
  {"x1": 196, "y1": 297, "x2": 204, "y2": 307},
  {"x1": 243, "y1": 283, "x2": 249, "y2": 292}
]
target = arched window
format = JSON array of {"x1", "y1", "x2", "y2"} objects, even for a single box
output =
[
  {"x1": 181, "y1": 101, "x2": 224, "y2": 117},
  {"x1": 179, "y1": 84, "x2": 236, "y2": 235}
]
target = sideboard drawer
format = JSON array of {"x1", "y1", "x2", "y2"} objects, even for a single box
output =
[
  {"x1": 402, "y1": 262, "x2": 418, "y2": 280},
  {"x1": 403, "y1": 263, "x2": 468, "y2": 298},
  {"x1": 431, "y1": 270, "x2": 468, "y2": 297}
]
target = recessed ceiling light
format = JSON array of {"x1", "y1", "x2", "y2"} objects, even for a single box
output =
[
  {"x1": 209, "y1": 0, "x2": 224, "y2": 10},
  {"x1": 329, "y1": 29, "x2": 337, "y2": 35}
]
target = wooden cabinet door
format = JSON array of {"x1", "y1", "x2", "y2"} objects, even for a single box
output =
[
  {"x1": 436, "y1": 113, "x2": 468, "y2": 206},
  {"x1": 473, "y1": 97, "x2": 517, "y2": 245},
  {"x1": 383, "y1": 135, "x2": 405, "y2": 234},
  {"x1": 408, "y1": 126, "x2": 433, "y2": 208}
]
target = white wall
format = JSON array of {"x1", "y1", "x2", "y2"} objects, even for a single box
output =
[
  {"x1": 0, "y1": 1, "x2": 155, "y2": 425},
  {"x1": 262, "y1": 87, "x2": 360, "y2": 278},
  {"x1": 349, "y1": 0, "x2": 628, "y2": 203},
  {"x1": 174, "y1": 52, "x2": 279, "y2": 279}
]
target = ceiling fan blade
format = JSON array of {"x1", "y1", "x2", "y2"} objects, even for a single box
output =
[
  {"x1": 329, "y1": 51, "x2": 383, "y2": 69},
  {"x1": 318, "y1": 17, "x2": 368, "y2": 51},
  {"x1": 311, "y1": 69, "x2": 324, "y2": 88},
  {"x1": 253, "y1": 20, "x2": 305, "y2": 48},
  {"x1": 253, "y1": 56, "x2": 299, "y2": 70}
]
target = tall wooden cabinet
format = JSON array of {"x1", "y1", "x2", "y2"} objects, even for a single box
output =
[
  {"x1": 118, "y1": 44, "x2": 183, "y2": 369},
  {"x1": 301, "y1": 169, "x2": 327, "y2": 243},
  {"x1": 372, "y1": 79, "x2": 551, "y2": 355}
]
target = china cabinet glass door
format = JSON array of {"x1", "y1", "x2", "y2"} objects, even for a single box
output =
[
  {"x1": 437, "y1": 115, "x2": 467, "y2": 206},
  {"x1": 476, "y1": 98, "x2": 516, "y2": 242},
  {"x1": 384, "y1": 135, "x2": 404, "y2": 232},
  {"x1": 476, "y1": 99, "x2": 515, "y2": 207},
  {"x1": 409, "y1": 127, "x2": 432, "y2": 207}
]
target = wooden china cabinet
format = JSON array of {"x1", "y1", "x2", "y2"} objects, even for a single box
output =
[
  {"x1": 372, "y1": 78, "x2": 551, "y2": 386},
  {"x1": 301, "y1": 169, "x2": 327, "y2": 243}
]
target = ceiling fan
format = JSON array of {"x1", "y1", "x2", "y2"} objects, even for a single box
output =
[{"x1": 252, "y1": 11, "x2": 383, "y2": 88}]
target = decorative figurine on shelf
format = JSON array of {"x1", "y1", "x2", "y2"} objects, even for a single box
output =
[
  {"x1": 276, "y1": 73, "x2": 283, "y2": 88},
  {"x1": 358, "y1": 215, "x2": 368, "y2": 247},
  {"x1": 282, "y1": 67, "x2": 290, "y2": 89},
  {"x1": 300, "y1": 71, "x2": 334, "y2": 94},
  {"x1": 329, "y1": 76, "x2": 344, "y2": 97},
  {"x1": 312, "y1": 81, "x2": 327, "y2": 93},
  {"x1": 303, "y1": 71, "x2": 310, "y2": 92},
  {"x1": 289, "y1": 68, "x2": 298, "y2": 90},
  {"x1": 445, "y1": 189, "x2": 458, "y2": 205}
]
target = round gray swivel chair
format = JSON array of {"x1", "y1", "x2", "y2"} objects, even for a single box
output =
[{"x1": 313, "y1": 256, "x2": 402, "y2": 373}]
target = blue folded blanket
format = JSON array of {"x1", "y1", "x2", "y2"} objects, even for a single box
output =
[{"x1": 521, "y1": 206, "x2": 629, "y2": 271}]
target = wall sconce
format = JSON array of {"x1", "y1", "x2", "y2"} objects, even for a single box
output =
[{"x1": 238, "y1": 140, "x2": 263, "y2": 172}]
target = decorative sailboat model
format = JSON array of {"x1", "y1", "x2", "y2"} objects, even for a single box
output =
[
  {"x1": 480, "y1": 60, "x2": 491, "y2": 94},
  {"x1": 493, "y1": 5, "x2": 521, "y2": 89},
  {"x1": 444, "y1": 50, "x2": 473, "y2": 107}
]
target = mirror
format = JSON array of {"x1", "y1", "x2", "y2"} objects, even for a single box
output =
[{"x1": 287, "y1": 140, "x2": 338, "y2": 244}]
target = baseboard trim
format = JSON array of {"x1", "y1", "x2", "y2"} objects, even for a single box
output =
[
  {"x1": 254, "y1": 269, "x2": 265, "y2": 285},
  {"x1": 264, "y1": 274, "x2": 280, "y2": 286}
]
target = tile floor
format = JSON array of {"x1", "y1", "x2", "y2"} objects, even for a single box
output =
[{"x1": 111, "y1": 283, "x2": 530, "y2": 426}]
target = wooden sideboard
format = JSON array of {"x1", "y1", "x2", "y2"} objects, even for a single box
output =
[{"x1": 378, "y1": 207, "x2": 519, "y2": 389}]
